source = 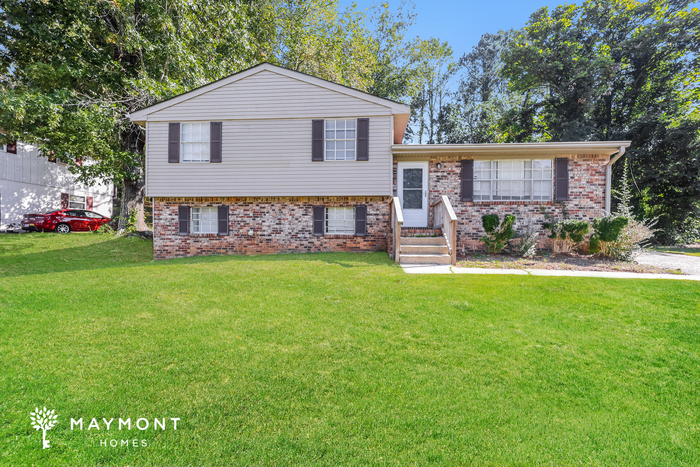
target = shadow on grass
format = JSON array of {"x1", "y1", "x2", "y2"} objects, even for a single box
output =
[
  {"x1": 0, "y1": 235, "x2": 152, "y2": 278},
  {"x1": 165, "y1": 250, "x2": 397, "y2": 268},
  {"x1": 0, "y1": 233, "x2": 398, "y2": 278}
]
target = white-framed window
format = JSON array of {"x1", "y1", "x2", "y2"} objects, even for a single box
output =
[
  {"x1": 325, "y1": 119, "x2": 356, "y2": 161},
  {"x1": 474, "y1": 159, "x2": 553, "y2": 201},
  {"x1": 181, "y1": 123, "x2": 210, "y2": 162},
  {"x1": 326, "y1": 207, "x2": 355, "y2": 234},
  {"x1": 69, "y1": 194, "x2": 86, "y2": 209},
  {"x1": 191, "y1": 207, "x2": 218, "y2": 234}
]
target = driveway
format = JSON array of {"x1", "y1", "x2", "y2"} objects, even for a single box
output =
[{"x1": 635, "y1": 251, "x2": 700, "y2": 275}]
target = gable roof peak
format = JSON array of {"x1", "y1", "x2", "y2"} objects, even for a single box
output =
[{"x1": 129, "y1": 62, "x2": 410, "y2": 121}]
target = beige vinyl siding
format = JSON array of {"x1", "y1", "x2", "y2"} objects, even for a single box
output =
[
  {"x1": 146, "y1": 116, "x2": 393, "y2": 197},
  {"x1": 146, "y1": 70, "x2": 393, "y2": 121}
]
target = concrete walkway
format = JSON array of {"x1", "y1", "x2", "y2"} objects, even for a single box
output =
[
  {"x1": 635, "y1": 251, "x2": 700, "y2": 275},
  {"x1": 401, "y1": 264, "x2": 700, "y2": 281}
]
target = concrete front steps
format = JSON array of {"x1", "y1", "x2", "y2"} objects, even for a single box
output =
[{"x1": 399, "y1": 236, "x2": 452, "y2": 265}]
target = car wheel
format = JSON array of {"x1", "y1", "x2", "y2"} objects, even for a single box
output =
[{"x1": 55, "y1": 223, "x2": 71, "y2": 234}]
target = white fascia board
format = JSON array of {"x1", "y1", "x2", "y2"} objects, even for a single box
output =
[{"x1": 392, "y1": 141, "x2": 632, "y2": 155}]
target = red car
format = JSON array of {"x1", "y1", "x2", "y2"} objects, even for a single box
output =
[{"x1": 21, "y1": 209, "x2": 111, "y2": 233}]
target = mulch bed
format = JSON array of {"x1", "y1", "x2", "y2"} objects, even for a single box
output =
[{"x1": 458, "y1": 252, "x2": 684, "y2": 275}]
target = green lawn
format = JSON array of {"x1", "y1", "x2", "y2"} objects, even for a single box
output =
[
  {"x1": 654, "y1": 246, "x2": 700, "y2": 257},
  {"x1": 1, "y1": 233, "x2": 699, "y2": 466}
]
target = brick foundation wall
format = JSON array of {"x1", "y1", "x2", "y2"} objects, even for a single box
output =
[
  {"x1": 153, "y1": 197, "x2": 390, "y2": 260},
  {"x1": 394, "y1": 154, "x2": 609, "y2": 255}
]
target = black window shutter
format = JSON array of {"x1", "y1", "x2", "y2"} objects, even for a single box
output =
[
  {"x1": 461, "y1": 159, "x2": 474, "y2": 201},
  {"x1": 555, "y1": 158, "x2": 569, "y2": 201},
  {"x1": 357, "y1": 118, "x2": 369, "y2": 161},
  {"x1": 312, "y1": 120, "x2": 324, "y2": 161},
  {"x1": 355, "y1": 205, "x2": 367, "y2": 236},
  {"x1": 217, "y1": 205, "x2": 229, "y2": 235},
  {"x1": 169, "y1": 123, "x2": 180, "y2": 163},
  {"x1": 210, "y1": 122, "x2": 222, "y2": 163},
  {"x1": 313, "y1": 206, "x2": 324, "y2": 236},
  {"x1": 178, "y1": 206, "x2": 189, "y2": 235}
]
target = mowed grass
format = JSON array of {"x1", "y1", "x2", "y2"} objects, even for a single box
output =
[{"x1": 1, "y1": 233, "x2": 699, "y2": 466}]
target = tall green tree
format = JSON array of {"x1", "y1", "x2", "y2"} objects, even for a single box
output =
[
  {"x1": 500, "y1": 0, "x2": 700, "y2": 241},
  {"x1": 268, "y1": 0, "x2": 376, "y2": 91},
  {"x1": 0, "y1": 0, "x2": 272, "y2": 230},
  {"x1": 1, "y1": 0, "x2": 453, "y2": 231},
  {"x1": 269, "y1": 0, "x2": 458, "y2": 144},
  {"x1": 403, "y1": 38, "x2": 455, "y2": 144},
  {"x1": 442, "y1": 31, "x2": 528, "y2": 144}
]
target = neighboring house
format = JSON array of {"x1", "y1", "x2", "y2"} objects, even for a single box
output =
[
  {"x1": 0, "y1": 140, "x2": 114, "y2": 231},
  {"x1": 129, "y1": 63, "x2": 630, "y2": 263}
]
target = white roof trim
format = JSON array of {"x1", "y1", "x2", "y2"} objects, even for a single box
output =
[
  {"x1": 393, "y1": 141, "x2": 631, "y2": 155},
  {"x1": 130, "y1": 63, "x2": 411, "y2": 120}
]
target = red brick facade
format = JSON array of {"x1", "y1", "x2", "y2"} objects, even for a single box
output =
[
  {"x1": 153, "y1": 197, "x2": 390, "y2": 259},
  {"x1": 394, "y1": 154, "x2": 609, "y2": 254},
  {"x1": 153, "y1": 155, "x2": 608, "y2": 260}
]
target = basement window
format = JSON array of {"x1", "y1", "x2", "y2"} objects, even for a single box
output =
[
  {"x1": 191, "y1": 207, "x2": 217, "y2": 234},
  {"x1": 325, "y1": 207, "x2": 355, "y2": 234}
]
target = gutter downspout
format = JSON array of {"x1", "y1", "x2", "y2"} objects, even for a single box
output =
[{"x1": 605, "y1": 146, "x2": 626, "y2": 213}]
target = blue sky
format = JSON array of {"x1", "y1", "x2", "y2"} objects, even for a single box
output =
[{"x1": 345, "y1": 0, "x2": 700, "y2": 58}]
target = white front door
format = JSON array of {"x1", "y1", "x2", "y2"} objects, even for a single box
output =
[{"x1": 398, "y1": 161, "x2": 429, "y2": 227}]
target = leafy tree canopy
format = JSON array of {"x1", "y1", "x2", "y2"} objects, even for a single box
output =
[{"x1": 0, "y1": 0, "x2": 450, "y2": 228}]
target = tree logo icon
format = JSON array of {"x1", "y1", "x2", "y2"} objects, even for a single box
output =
[{"x1": 29, "y1": 407, "x2": 58, "y2": 449}]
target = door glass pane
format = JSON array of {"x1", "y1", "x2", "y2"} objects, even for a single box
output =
[
  {"x1": 403, "y1": 168, "x2": 423, "y2": 189},
  {"x1": 403, "y1": 190, "x2": 422, "y2": 209}
]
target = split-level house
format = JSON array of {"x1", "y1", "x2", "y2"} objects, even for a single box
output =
[
  {"x1": 129, "y1": 63, "x2": 630, "y2": 264},
  {"x1": 0, "y1": 140, "x2": 113, "y2": 231}
]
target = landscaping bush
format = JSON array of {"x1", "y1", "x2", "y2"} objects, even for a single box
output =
[
  {"x1": 605, "y1": 156, "x2": 657, "y2": 258},
  {"x1": 543, "y1": 218, "x2": 590, "y2": 254},
  {"x1": 92, "y1": 223, "x2": 117, "y2": 236},
  {"x1": 511, "y1": 215, "x2": 539, "y2": 258},
  {"x1": 480, "y1": 214, "x2": 515, "y2": 254},
  {"x1": 590, "y1": 216, "x2": 629, "y2": 258},
  {"x1": 593, "y1": 218, "x2": 656, "y2": 261}
]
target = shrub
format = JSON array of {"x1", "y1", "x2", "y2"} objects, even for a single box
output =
[
  {"x1": 592, "y1": 218, "x2": 656, "y2": 261},
  {"x1": 114, "y1": 210, "x2": 139, "y2": 234},
  {"x1": 605, "y1": 156, "x2": 657, "y2": 258},
  {"x1": 92, "y1": 223, "x2": 117, "y2": 236},
  {"x1": 480, "y1": 214, "x2": 515, "y2": 254},
  {"x1": 592, "y1": 216, "x2": 628, "y2": 242},
  {"x1": 511, "y1": 215, "x2": 539, "y2": 257},
  {"x1": 615, "y1": 219, "x2": 656, "y2": 260},
  {"x1": 543, "y1": 219, "x2": 590, "y2": 254},
  {"x1": 590, "y1": 216, "x2": 629, "y2": 259}
]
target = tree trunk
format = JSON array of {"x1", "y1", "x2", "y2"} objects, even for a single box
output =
[{"x1": 117, "y1": 177, "x2": 148, "y2": 231}]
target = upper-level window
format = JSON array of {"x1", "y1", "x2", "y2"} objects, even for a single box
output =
[
  {"x1": 191, "y1": 207, "x2": 217, "y2": 233},
  {"x1": 69, "y1": 195, "x2": 86, "y2": 209},
  {"x1": 325, "y1": 119, "x2": 356, "y2": 161},
  {"x1": 326, "y1": 207, "x2": 355, "y2": 234},
  {"x1": 181, "y1": 123, "x2": 210, "y2": 162},
  {"x1": 474, "y1": 160, "x2": 553, "y2": 201}
]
